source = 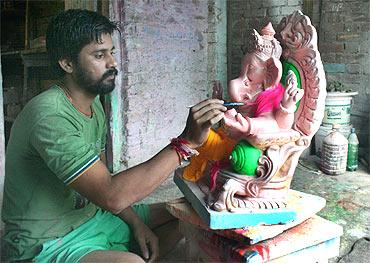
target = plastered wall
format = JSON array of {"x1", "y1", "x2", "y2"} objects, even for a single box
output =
[{"x1": 109, "y1": 0, "x2": 223, "y2": 171}]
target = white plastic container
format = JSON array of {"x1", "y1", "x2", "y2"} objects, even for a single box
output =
[
  {"x1": 315, "y1": 124, "x2": 352, "y2": 157},
  {"x1": 320, "y1": 125, "x2": 348, "y2": 175}
]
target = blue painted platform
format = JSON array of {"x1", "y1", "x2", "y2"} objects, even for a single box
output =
[{"x1": 174, "y1": 170, "x2": 326, "y2": 229}]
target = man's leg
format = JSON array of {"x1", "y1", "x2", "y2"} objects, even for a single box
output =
[
  {"x1": 80, "y1": 250, "x2": 145, "y2": 263},
  {"x1": 149, "y1": 203, "x2": 183, "y2": 259}
]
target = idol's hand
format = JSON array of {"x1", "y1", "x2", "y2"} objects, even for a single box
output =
[
  {"x1": 223, "y1": 108, "x2": 251, "y2": 138},
  {"x1": 282, "y1": 72, "x2": 304, "y2": 110}
]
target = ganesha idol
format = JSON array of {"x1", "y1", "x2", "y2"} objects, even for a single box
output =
[{"x1": 181, "y1": 11, "x2": 327, "y2": 212}]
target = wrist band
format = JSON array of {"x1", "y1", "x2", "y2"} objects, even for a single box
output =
[
  {"x1": 279, "y1": 103, "x2": 296, "y2": 114},
  {"x1": 170, "y1": 138, "x2": 199, "y2": 166}
]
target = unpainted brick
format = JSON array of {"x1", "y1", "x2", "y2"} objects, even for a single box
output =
[
  {"x1": 320, "y1": 43, "x2": 344, "y2": 53},
  {"x1": 322, "y1": 32, "x2": 337, "y2": 42},
  {"x1": 255, "y1": 8, "x2": 267, "y2": 17},
  {"x1": 268, "y1": 7, "x2": 281, "y2": 17},
  {"x1": 230, "y1": 0, "x2": 249, "y2": 11},
  {"x1": 337, "y1": 33, "x2": 360, "y2": 41},
  {"x1": 321, "y1": 53, "x2": 336, "y2": 63},
  {"x1": 344, "y1": 42, "x2": 360, "y2": 53},
  {"x1": 262, "y1": 0, "x2": 287, "y2": 8},
  {"x1": 287, "y1": 0, "x2": 302, "y2": 6},
  {"x1": 343, "y1": 74, "x2": 363, "y2": 85},
  {"x1": 281, "y1": 6, "x2": 301, "y2": 16}
]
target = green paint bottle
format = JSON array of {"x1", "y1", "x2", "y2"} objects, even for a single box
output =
[{"x1": 347, "y1": 127, "x2": 359, "y2": 171}]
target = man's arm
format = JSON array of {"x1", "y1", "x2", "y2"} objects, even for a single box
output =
[
  {"x1": 70, "y1": 145, "x2": 180, "y2": 214},
  {"x1": 99, "y1": 149, "x2": 159, "y2": 260},
  {"x1": 69, "y1": 99, "x2": 226, "y2": 214}
]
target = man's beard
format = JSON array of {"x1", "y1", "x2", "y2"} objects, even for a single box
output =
[{"x1": 75, "y1": 65, "x2": 118, "y2": 95}]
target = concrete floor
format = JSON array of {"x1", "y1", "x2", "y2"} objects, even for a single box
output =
[
  {"x1": 142, "y1": 156, "x2": 370, "y2": 262},
  {"x1": 291, "y1": 156, "x2": 370, "y2": 263}
]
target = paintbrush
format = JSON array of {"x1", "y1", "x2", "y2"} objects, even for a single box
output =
[
  {"x1": 223, "y1": 102, "x2": 244, "y2": 107},
  {"x1": 186, "y1": 102, "x2": 245, "y2": 108}
]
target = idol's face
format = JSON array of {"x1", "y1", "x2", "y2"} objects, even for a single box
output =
[
  {"x1": 228, "y1": 53, "x2": 266, "y2": 114},
  {"x1": 74, "y1": 33, "x2": 118, "y2": 95}
]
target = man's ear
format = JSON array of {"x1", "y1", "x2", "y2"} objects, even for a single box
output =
[{"x1": 58, "y1": 58, "x2": 74, "y2": 74}]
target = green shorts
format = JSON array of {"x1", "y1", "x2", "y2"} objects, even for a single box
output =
[{"x1": 33, "y1": 204, "x2": 150, "y2": 263}]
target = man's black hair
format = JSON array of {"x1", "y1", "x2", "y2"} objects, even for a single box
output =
[{"x1": 46, "y1": 9, "x2": 119, "y2": 77}]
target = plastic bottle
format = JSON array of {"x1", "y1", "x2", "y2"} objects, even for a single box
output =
[
  {"x1": 320, "y1": 124, "x2": 348, "y2": 175},
  {"x1": 347, "y1": 127, "x2": 359, "y2": 171}
]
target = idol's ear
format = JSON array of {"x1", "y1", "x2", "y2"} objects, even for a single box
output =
[
  {"x1": 212, "y1": 80, "x2": 223, "y2": 100},
  {"x1": 264, "y1": 57, "x2": 282, "y2": 89}
]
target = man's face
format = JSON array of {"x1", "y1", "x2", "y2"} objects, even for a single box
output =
[{"x1": 73, "y1": 33, "x2": 118, "y2": 95}]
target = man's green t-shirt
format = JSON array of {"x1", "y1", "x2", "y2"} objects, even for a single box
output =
[{"x1": 1, "y1": 85, "x2": 107, "y2": 261}]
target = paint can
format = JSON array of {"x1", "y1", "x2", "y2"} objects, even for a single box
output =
[
  {"x1": 322, "y1": 91, "x2": 357, "y2": 127},
  {"x1": 320, "y1": 124, "x2": 348, "y2": 175}
]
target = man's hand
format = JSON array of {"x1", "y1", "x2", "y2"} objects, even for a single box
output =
[
  {"x1": 117, "y1": 207, "x2": 159, "y2": 262},
  {"x1": 181, "y1": 99, "x2": 226, "y2": 148},
  {"x1": 131, "y1": 220, "x2": 159, "y2": 263}
]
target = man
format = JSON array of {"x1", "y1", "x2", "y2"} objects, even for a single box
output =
[{"x1": 1, "y1": 9, "x2": 226, "y2": 262}]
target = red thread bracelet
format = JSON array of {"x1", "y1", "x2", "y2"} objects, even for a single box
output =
[{"x1": 170, "y1": 138, "x2": 199, "y2": 165}]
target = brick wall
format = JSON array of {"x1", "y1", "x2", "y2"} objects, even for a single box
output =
[
  {"x1": 318, "y1": 0, "x2": 370, "y2": 160},
  {"x1": 111, "y1": 0, "x2": 217, "y2": 170},
  {"x1": 228, "y1": 0, "x2": 304, "y2": 81}
]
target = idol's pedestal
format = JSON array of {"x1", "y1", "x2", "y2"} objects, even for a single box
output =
[{"x1": 170, "y1": 172, "x2": 343, "y2": 262}]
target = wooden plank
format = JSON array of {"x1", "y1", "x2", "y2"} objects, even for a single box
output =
[
  {"x1": 174, "y1": 172, "x2": 325, "y2": 229},
  {"x1": 180, "y1": 215, "x2": 343, "y2": 262},
  {"x1": 269, "y1": 237, "x2": 340, "y2": 263}
]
